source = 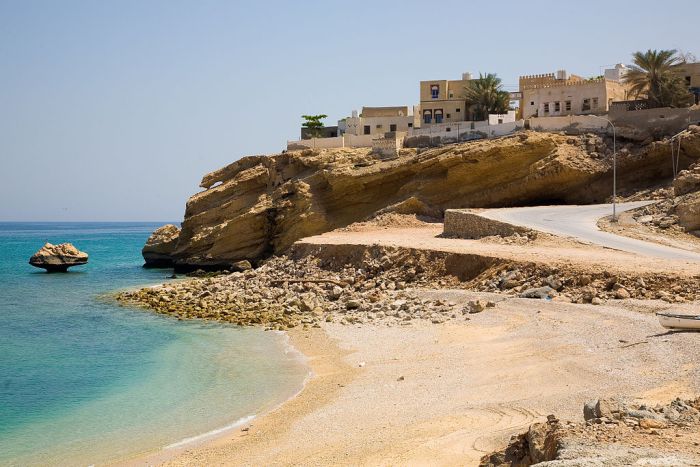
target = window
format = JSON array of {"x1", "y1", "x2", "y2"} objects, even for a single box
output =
[
  {"x1": 423, "y1": 110, "x2": 432, "y2": 124},
  {"x1": 389, "y1": 124, "x2": 397, "y2": 132},
  {"x1": 449, "y1": 92, "x2": 454, "y2": 98},
  {"x1": 446, "y1": 113, "x2": 451, "y2": 118},
  {"x1": 565, "y1": 100, "x2": 572, "y2": 111},
  {"x1": 363, "y1": 125, "x2": 370, "y2": 135},
  {"x1": 456, "y1": 108, "x2": 460, "y2": 112},
  {"x1": 446, "y1": 127, "x2": 451, "y2": 132},
  {"x1": 544, "y1": 102, "x2": 550, "y2": 114},
  {"x1": 530, "y1": 101, "x2": 535, "y2": 106},
  {"x1": 430, "y1": 84, "x2": 439, "y2": 99},
  {"x1": 686, "y1": 76, "x2": 692, "y2": 86},
  {"x1": 582, "y1": 98, "x2": 591, "y2": 111},
  {"x1": 408, "y1": 122, "x2": 413, "y2": 128},
  {"x1": 434, "y1": 109, "x2": 444, "y2": 123},
  {"x1": 376, "y1": 124, "x2": 382, "y2": 129},
  {"x1": 498, "y1": 118, "x2": 503, "y2": 124},
  {"x1": 554, "y1": 102, "x2": 561, "y2": 112},
  {"x1": 592, "y1": 97, "x2": 599, "y2": 109}
]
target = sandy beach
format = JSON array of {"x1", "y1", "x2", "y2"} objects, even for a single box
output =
[{"x1": 151, "y1": 289, "x2": 700, "y2": 466}]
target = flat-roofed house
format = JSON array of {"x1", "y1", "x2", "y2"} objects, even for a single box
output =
[
  {"x1": 343, "y1": 106, "x2": 417, "y2": 136},
  {"x1": 419, "y1": 73, "x2": 474, "y2": 126},
  {"x1": 520, "y1": 69, "x2": 629, "y2": 119}
]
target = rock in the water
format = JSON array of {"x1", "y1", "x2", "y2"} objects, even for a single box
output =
[
  {"x1": 29, "y1": 243, "x2": 88, "y2": 272},
  {"x1": 142, "y1": 224, "x2": 180, "y2": 268}
]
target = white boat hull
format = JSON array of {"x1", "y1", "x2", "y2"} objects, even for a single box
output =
[{"x1": 657, "y1": 313, "x2": 700, "y2": 330}]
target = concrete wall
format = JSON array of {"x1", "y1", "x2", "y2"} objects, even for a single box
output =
[
  {"x1": 610, "y1": 106, "x2": 700, "y2": 139},
  {"x1": 405, "y1": 121, "x2": 523, "y2": 146},
  {"x1": 528, "y1": 115, "x2": 609, "y2": 132},
  {"x1": 287, "y1": 135, "x2": 345, "y2": 150},
  {"x1": 286, "y1": 133, "x2": 378, "y2": 150}
]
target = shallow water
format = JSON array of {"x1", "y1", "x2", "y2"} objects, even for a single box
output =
[{"x1": 0, "y1": 222, "x2": 309, "y2": 466}]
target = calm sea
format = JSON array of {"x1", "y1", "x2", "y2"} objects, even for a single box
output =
[{"x1": 0, "y1": 222, "x2": 309, "y2": 466}]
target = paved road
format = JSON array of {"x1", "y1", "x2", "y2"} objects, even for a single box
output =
[{"x1": 481, "y1": 202, "x2": 700, "y2": 262}]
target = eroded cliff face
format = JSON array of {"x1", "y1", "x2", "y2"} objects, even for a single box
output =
[{"x1": 161, "y1": 129, "x2": 700, "y2": 270}]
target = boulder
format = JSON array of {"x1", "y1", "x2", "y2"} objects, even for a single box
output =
[
  {"x1": 520, "y1": 286, "x2": 557, "y2": 299},
  {"x1": 29, "y1": 243, "x2": 88, "y2": 272},
  {"x1": 142, "y1": 224, "x2": 180, "y2": 267},
  {"x1": 676, "y1": 192, "x2": 700, "y2": 231},
  {"x1": 673, "y1": 162, "x2": 700, "y2": 196}
]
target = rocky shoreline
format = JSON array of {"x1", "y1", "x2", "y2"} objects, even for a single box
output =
[{"x1": 116, "y1": 244, "x2": 700, "y2": 329}]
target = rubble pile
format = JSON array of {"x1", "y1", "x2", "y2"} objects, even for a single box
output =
[
  {"x1": 481, "y1": 397, "x2": 700, "y2": 466},
  {"x1": 473, "y1": 263, "x2": 700, "y2": 303}
]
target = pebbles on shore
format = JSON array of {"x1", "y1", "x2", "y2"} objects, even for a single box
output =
[{"x1": 116, "y1": 245, "x2": 699, "y2": 329}]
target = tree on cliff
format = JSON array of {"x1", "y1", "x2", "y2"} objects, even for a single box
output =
[
  {"x1": 625, "y1": 49, "x2": 692, "y2": 108},
  {"x1": 463, "y1": 73, "x2": 511, "y2": 121},
  {"x1": 301, "y1": 114, "x2": 328, "y2": 138}
]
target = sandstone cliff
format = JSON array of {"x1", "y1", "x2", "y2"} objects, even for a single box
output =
[{"x1": 160, "y1": 129, "x2": 700, "y2": 270}]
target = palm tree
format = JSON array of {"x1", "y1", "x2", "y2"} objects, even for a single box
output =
[
  {"x1": 464, "y1": 73, "x2": 511, "y2": 121},
  {"x1": 625, "y1": 49, "x2": 691, "y2": 108}
]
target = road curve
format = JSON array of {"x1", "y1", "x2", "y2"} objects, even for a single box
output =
[{"x1": 481, "y1": 202, "x2": 700, "y2": 262}]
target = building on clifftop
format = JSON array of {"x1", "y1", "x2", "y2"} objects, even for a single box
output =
[{"x1": 519, "y1": 69, "x2": 630, "y2": 119}]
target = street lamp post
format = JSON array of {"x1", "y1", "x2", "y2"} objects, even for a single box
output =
[{"x1": 589, "y1": 115, "x2": 617, "y2": 221}]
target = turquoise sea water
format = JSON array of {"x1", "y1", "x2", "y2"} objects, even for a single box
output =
[{"x1": 0, "y1": 222, "x2": 309, "y2": 466}]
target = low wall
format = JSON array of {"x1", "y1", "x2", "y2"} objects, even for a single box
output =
[
  {"x1": 344, "y1": 133, "x2": 374, "y2": 148},
  {"x1": 287, "y1": 135, "x2": 345, "y2": 150},
  {"x1": 405, "y1": 121, "x2": 523, "y2": 147},
  {"x1": 287, "y1": 133, "x2": 375, "y2": 150},
  {"x1": 443, "y1": 209, "x2": 532, "y2": 238},
  {"x1": 610, "y1": 107, "x2": 700, "y2": 140},
  {"x1": 527, "y1": 115, "x2": 609, "y2": 133}
]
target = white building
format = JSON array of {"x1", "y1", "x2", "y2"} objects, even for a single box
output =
[{"x1": 342, "y1": 106, "x2": 418, "y2": 136}]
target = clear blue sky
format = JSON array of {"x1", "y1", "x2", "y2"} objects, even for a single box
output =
[{"x1": 1, "y1": 0, "x2": 697, "y2": 221}]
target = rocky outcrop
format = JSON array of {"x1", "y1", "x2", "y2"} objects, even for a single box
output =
[
  {"x1": 481, "y1": 397, "x2": 700, "y2": 466},
  {"x1": 674, "y1": 161, "x2": 700, "y2": 196},
  {"x1": 151, "y1": 128, "x2": 700, "y2": 270},
  {"x1": 29, "y1": 243, "x2": 88, "y2": 272},
  {"x1": 142, "y1": 224, "x2": 180, "y2": 267}
]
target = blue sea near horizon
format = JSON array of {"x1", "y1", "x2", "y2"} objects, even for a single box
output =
[{"x1": 0, "y1": 222, "x2": 309, "y2": 466}]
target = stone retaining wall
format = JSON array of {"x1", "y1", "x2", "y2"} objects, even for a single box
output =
[{"x1": 443, "y1": 209, "x2": 532, "y2": 238}]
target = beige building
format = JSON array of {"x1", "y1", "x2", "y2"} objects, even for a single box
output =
[
  {"x1": 418, "y1": 73, "x2": 475, "y2": 126},
  {"x1": 520, "y1": 70, "x2": 629, "y2": 119},
  {"x1": 672, "y1": 62, "x2": 700, "y2": 104},
  {"x1": 342, "y1": 106, "x2": 417, "y2": 136}
]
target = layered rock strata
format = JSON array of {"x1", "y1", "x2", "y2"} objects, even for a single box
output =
[
  {"x1": 142, "y1": 224, "x2": 180, "y2": 267},
  {"x1": 29, "y1": 243, "x2": 88, "y2": 272},
  {"x1": 150, "y1": 128, "x2": 700, "y2": 270}
]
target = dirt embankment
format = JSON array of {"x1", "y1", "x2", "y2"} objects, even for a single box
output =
[{"x1": 146, "y1": 128, "x2": 700, "y2": 270}]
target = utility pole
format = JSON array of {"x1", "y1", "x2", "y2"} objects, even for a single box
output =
[{"x1": 589, "y1": 115, "x2": 617, "y2": 221}]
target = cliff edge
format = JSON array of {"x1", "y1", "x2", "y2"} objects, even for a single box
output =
[{"x1": 148, "y1": 129, "x2": 700, "y2": 270}]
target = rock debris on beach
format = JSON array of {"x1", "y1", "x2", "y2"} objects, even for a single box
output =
[{"x1": 116, "y1": 245, "x2": 700, "y2": 329}]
